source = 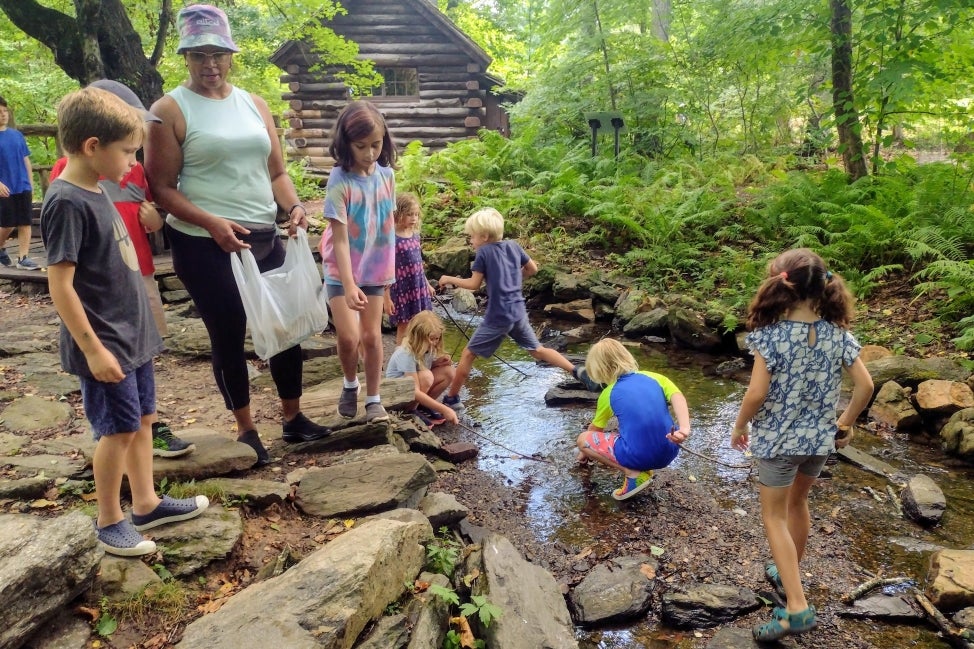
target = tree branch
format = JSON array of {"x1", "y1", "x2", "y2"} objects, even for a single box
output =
[{"x1": 150, "y1": 0, "x2": 173, "y2": 68}]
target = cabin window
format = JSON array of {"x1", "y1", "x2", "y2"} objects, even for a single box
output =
[{"x1": 371, "y1": 68, "x2": 419, "y2": 98}]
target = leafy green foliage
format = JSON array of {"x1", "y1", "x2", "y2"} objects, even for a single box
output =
[
  {"x1": 460, "y1": 594, "x2": 502, "y2": 628},
  {"x1": 425, "y1": 527, "x2": 462, "y2": 576}
]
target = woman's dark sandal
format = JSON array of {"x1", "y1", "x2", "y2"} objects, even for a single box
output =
[{"x1": 752, "y1": 606, "x2": 817, "y2": 642}]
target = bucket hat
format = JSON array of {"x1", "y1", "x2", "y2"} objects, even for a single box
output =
[{"x1": 176, "y1": 4, "x2": 239, "y2": 53}]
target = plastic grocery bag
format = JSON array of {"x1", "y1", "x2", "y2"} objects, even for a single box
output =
[{"x1": 230, "y1": 227, "x2": 329, "y2": 360}]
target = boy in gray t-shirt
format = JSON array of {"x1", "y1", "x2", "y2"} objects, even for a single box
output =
[
  {"x1": 41, "y1": 87, "x2": 207, "y2": 557},
  {"x1": 437, "y1": 207, "x2": 600, "y2": 410}
]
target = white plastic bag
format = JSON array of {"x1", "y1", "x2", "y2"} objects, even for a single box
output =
[{"x1": 230, "y1": 227, "x2": 329, "y2": 360}]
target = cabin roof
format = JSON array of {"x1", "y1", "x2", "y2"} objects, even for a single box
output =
[{"x1": 269, "y1": 0, "x2": 492, "y2": 70}]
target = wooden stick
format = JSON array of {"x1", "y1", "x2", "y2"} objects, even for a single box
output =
[
  {"x1": 913, "y1": 589, "x2": 974, "y2": 649},
  {"x1": 841, "y1": 576, "x2": 912, "y2": 604}
]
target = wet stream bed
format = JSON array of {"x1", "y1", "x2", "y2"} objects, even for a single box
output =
[{"x1": 433, "y1": 312, "x2": 974, "y2": 648}]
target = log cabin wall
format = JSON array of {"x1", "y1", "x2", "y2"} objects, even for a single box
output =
[{"x1": 270, "y1": 0, "x2": 512, "y2": 178}]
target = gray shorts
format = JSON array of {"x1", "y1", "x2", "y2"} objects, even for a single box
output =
[
  {"x1": 467, "y1": 317, "x2": 539, "y2": 358},
  {"x1": 324, "y1": 284, "x2": 386, "y2": 299},
  {"x1": 757, "y1": 455, "x2": 830, "y2": 488}
]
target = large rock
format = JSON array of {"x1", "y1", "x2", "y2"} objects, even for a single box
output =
[
  {"x1": 178, "y1": 516, "x2": 432, "y2": 649},
  {"x1": 295, "y1": 452, "x2": 437, "y2": 518},
  {"x1": 865, "y1": 356, "x2": 972, "y2": 395},
  {"x1": 926, "y1": 549, "x2": 974, "y2": 610},
  {"x1": 660, "y1": 583, "x2": 760, "y2": 628},
  {"x1": 915, "y1": 380, "x2": 974, "y2": 417},
  {"x1": 570, "y1": 555, "x2": 657, "y2": 625},
  {"x1": 474, "y1": 534, "x2": 577, "y2": 649},
  {"x1": 869, "y1": 381, "x2": 921, "y2": 431},
  {"x1": 900, "y1": 474, "x2": 946, "y2": 525},
  {"x1": 622, "y1": 307, "x2": 669, "y2": 338},
  {"x1": 667, "y1": 308, "x2": 723, "y2": 353},
  {"x1": 543, "y1": 299, "x2": 595, "y2": 323},
  {"x1": 0, "y1": 512, "x2": 103, "y2": 649},
  {"x1": 425, "y1": 237, "x2": 472, "y2": 279},
  {"x1": 551, "y1": 272, "x2": 592, "y2": 301},
  {"x1": 151, "y1": 505, "x2": 244, "y2": 576},
  {"x1": 941, "y1": 408, "x2": 974, "y2": 460}
]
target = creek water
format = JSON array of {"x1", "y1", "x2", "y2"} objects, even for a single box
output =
[{"x1": 438, "y1": 311, "x2": 974, "y2": 649}]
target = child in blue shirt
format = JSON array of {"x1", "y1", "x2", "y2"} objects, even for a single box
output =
[
  {"x1": 576, "y1": 338, "x2": 690, "y2": 500},
  {"x1": 438, "y1": 207, "x2": 599, "y2": 408}
]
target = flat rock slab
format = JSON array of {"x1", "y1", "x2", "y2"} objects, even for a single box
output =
[
  {"x1": 149, "y1": 505, "x2": 243, "y2": 577},
  {"x1": 148, "y1": 429, "x2": 262, "y2": 480},
  {"x1": 296, "y1": 452, "x2": 436, "y2": 518},
  {"x1": 197, "y1": 477, "x2": 291, "y2": 508},
  {"x1": 1, "y1": 395, "x2": 73, "y2": 432},
  {"x1": 836, "y1": 445, "x2": 902, "y2": 481},
  {"x1": 0, "y1": 453, "x2": 86, "y2": 480}
]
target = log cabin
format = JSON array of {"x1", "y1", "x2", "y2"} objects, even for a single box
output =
[{"x1": 269, "y1": 0, "x2": 517, "y2": 177}]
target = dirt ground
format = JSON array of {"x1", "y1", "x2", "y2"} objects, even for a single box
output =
[{"x1": 0, "y1": 277, "x2": 966, "y2": 649}]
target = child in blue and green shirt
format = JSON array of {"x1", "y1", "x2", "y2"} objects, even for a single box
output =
[{"x1": 576, "y1": 338, "x2": 691, "y2": 501}]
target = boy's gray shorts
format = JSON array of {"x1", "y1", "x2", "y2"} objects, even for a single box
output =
[
  {"x1": 467, "y1": 317, "x2": 540, "y2": 358},
  {"x1": 757, "y1": 454, "x2": 829, "y2": 488}
]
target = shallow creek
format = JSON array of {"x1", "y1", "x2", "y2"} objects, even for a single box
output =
[{"x1": 439, "y1": 314, "x2": 974, "y2": 649}]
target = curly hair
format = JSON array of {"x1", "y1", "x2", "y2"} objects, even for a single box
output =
[
  {"x1": 746, "y1": 248, "x2": 854, "y2": 330},
  {"x1": 402, "y1": 311, "x2": 445, "y2": 362}
]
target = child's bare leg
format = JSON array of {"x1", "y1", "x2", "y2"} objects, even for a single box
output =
[
  {"x1": 429, "y1": 363, "x2": 455, "y2": 399},
  {"x1": 395, "y1": 322, "x2": 408, "y2": 345},
  {"x1": 127, "y1": 415, "x2": 163, "y2": 516},
  {"x1": 760, "y1": 483, "x2": 810, "y2": 614},
  {"x1": 360, "y1": 296, "x2": 386, "y2": 397},
  {"x1": 575, "y1": 432, "x2": 641, "y2": 477},
  {"x1": 93, "y1": 432, "x2": 137, "y2": 527},
  {"x1": 329, "y1": 297, "x2": 362, "y2": 382},
  {"x1": 446, "y1": 347, "x2": 476, "y2": 397},
  {"x1": 529, "y1": 345, "x2": 575, "y2": 373}
]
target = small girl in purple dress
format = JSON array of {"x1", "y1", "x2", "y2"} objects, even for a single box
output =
[{"x1": 385, "y1": 192, "x2": 435, "y2": 343}]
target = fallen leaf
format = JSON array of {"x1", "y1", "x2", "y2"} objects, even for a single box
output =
[
  {"x1": 573, "y1": 546, "x2": 593, "y2": 560},
  {"x1": 75, "y1": 605, "x2": 100, "y2": 622},
  {"x1": 640, "y1": 563, "x2": 657, "y2": 579},
  {"x1": 30, "y1": 499, "x2": 58, "y2": 509},
  {"x1": 343, "y1": 519, "x2": 355, "y2": 529}
]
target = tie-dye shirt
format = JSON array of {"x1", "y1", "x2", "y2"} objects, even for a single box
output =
[
  {"x1": 746, "y1": 320, "x2": 861, "y2": 459},
  {"x1": 320, "y1": 164, "x2": 396, "y2": 287}
]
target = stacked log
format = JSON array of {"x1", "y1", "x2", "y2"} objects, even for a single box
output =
[{"x1": 273, "y1": 0, "x2": 499, "y2": 173}]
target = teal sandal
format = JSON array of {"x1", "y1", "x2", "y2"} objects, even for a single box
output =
[
  {"x1": 753, "y1": 605, "x2": 817, "y2": 642},
  {"x1": 764, "y1": 562, "x2": 785, "y2": 597}
]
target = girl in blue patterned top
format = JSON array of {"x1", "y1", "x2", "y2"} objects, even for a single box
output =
[
  {"x1": 731, "y1": 248, "x2": 873, "y2": 642},
  {"x1": 385, "y1": 192, "x2": 434, "y2": 344}
]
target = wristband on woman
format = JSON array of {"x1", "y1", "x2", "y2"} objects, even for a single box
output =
[{"x1": 287, "y1": 203, "x2": 305, "y2": 218}]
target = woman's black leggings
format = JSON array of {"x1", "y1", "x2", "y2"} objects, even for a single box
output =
[{"x1": 168, "y1": 226, "x2": 302, "y2": 411}]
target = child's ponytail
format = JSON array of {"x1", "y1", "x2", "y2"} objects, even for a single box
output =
[{"x1": 818, "y1": 272, "x2": 854, "y2": 328}]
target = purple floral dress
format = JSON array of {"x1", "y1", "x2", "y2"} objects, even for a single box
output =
[{"x1": 390, "y1": 233, "x2": 432, "y2": 325}]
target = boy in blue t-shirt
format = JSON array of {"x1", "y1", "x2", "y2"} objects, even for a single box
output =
[{"x1": 438, "y1": 207, "x2": 599, "y2": 409}]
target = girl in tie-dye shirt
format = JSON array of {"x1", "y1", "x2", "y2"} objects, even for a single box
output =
[{"x1": 321, "y1": 101, "x2": 398, "y2": 423}]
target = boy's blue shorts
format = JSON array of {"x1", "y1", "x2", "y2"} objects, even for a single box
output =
[
  {"x1": 80, "y1": 361, "x2": 156, "y2": 441},
  {"x1": 467, "y1": 317, "x2": 539, "y2": 358}
]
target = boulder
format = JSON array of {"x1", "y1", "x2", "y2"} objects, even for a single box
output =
[
  {"x1": 660, "y1": 583, "x2": 761, "y2": 628},
  {"x1": 474, "y1": 534, "x2": 578, "y2": 649},
  {"x1": 178, "y1": 517, "x2": 432, "y2": 649},
  {"x1": 869, "y1": 381, "x2": 921, "y2": 431},
  {"x1": 865, "y1": 356, "x2": 972, "y2": 395},
  {"x1": 0, "y1": 512, "x2": 102, "y2": 649},
  {"x1": 551, "y1": 272, "x2": 593, "y2": 301},
  {"x1": 940, "y1": 408, "x2": 974, "y2": 460},
  {"x1": 900, "y1": 474, "x2": 946, "y2": 525},
  {"x1": 543, "y1": 299, "x2": 595, "y2": 323},
  {"x1": 667, "y1": 308, "x2": 723, "y2": 353},
  {"x1": 570, "y1": 555, "x2": 657, "y2": 625},
  {"x1": 926, "y1": 549, "x2": 974, "y2": 610},
  {"x1": 425, "y1": 237, "x2": 472, "y2": 279},
  {"x1": 915, "y1": 380, "x2": 974, "y2": 417},
  {"x1": 622, "y1": 308, "x2": 669, "y2": 338}
]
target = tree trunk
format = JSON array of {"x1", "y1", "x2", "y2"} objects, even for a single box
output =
[
  {"x1": 651, "y1": 0, "x2": 672, "y2": 42},
  {"x1": 0, "y1": 0, "x2": 165, "y2": 107},
  {"x1": 830, "y1": 0, "x2": 868, "y2": 181}
]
